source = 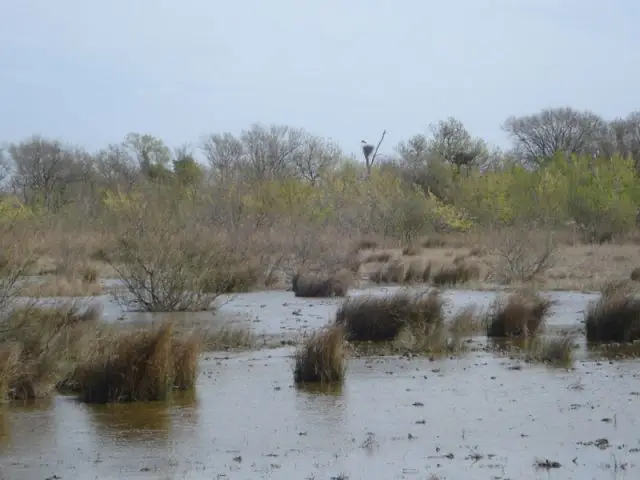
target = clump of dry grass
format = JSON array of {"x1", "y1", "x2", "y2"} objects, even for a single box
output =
[
  {"x1": 73, "y1": 322, "x2": 200, "y2": 403},
  {"x1": 0, "y1": 302, "x2": 102, "y2": 401},
  {"x1": 421, "y1": 236, "x2": 448, "y2": 248},
  {"x1": 526, "y1": 335, "x2": 574, "y2": 367},
  {"x1": 370, "y1": 259, "x2": 430, "y2": 285},
  {"x1": 404, "y1": 259, "x2": 431, "y2": 283},
  {"x1": 485, "y1": 291, "x2": 553, "y2": 338},
  {"x1": 362, "y1": 251, "x2": 392, "y2": 264},
  {"x1": 354, "y1": 239, "x2": 379, "y2": 251},
  {"x1": 585, "y1": 289, "x2": 640, "y2": 343},
  {"x1": 432, "y1": 262, "x2": 481, "y2": 286},
  {"x1": 202, "y1": 262, "x2": 263, "y2": 294},
  {"x1": 20, "y1": 276, "x2": 104, "y2": 297},
  {"x1": 591, "y1": 340, "x2": 640, "y2": 359},
  {"x1": 450, "y1": 305, "x2": 485, "y2": 336},
  {"x1": 600, "y1": 279, "x2": 636, "y2": 299},
  {"x1": 402, "y1": 244, "x2": 422, "y2": 256},
  {"x1": 292, "y1": 269, "x2": 353, "y2": 298},
  {"x1": 293, "y1": 325, "x2": 345, "y2": 384},
  {"x1": 0, "y1": 343, "x2": 21, "y2": 401},
  {"x1": 335, "y1": 290, "x2": 444, "y2": 343},
  {"x1": 200, "y1": 325, "x2": 256, "y2": 351}
]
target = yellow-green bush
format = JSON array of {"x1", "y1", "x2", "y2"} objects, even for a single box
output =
[{"x1": 548, "y1": 153, "x2": 639, "y2": 240}]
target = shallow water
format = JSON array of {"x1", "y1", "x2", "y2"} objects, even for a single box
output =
[
  {"x1": 1, "y1": 284, "x2": 618, "y2": 479},
  {"x1": 16, "y1": 282, "x2": 599, "y2": 338},
  {"x1": 2, "y1": 347, "x2": 639, "y2": 479}
]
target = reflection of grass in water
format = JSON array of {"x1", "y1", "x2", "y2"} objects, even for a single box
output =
[
  {"x1": 86, "y1": 391, "x2": 198, "y2": 442},
  {"x1": 0, "y1": 408, "x2": 9, "y2": 447},
  {"x1": 295, "y1": 382, "x2": 344, "y2": 396},
  {"x1": 587, "y1": 340, "x2": 640, "y2": 359},
  {"x1": 488, "y1": 335, "x2": 574, "y2": 368}
]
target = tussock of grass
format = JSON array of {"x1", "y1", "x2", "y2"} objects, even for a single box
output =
[
  {"x1": 293, "y1": 325, "x2": 345, "y2": 384},
  {"x1": 362, "y1": 251, "x2": 392, "y2": 264},
  {"x1": 432, "y1": 262, "x2": 481, "y2": 286},
  {"x1": 485, "y1": 291, "x2": 552, "y2": 338},
  {"x1": 370, "y1": 259, "x2": 430, "y2": 285},
  {"x1": 599, "y1": 279, "x2": 636, "y2": 299},
  {"x1": 355, "y1": 239, "x2": 379, "y2": 251},
  {"x1": 526, "y1": 336, "x2": 574, "y2": 367},
  {"x1": 585, "y1": 290, "x2": 640, "y2": 343},
  {"x1": 21, "y1": 276, "x2": 104, "y2": 297},
  {"x1": 335, "y1": 290, "x2": 444, "y2": 343},
  {"x1": 450, "y1": 305, "x2": 485, "y2": 336},
  {"x1": 402, "y1": 244, "x2": 422, "y2": 256},
  {"x1": 202, "y1": 263, "x2": 262, "y2": 294},
  {"x1": 73, "y1": 322, "x2": 200, "y2": 403},
  {"x1": 0, "y1": 302, "x2": 102, "y2": 401},
  {"x1": 201, "y1": 325, "x2": 255, "y2": 351},
  {"x1": 421, "y1": 236, "x2": 448, "y2": 248},
  {"x1": 404, "y1": 259, "x2": 431, "y2": 283},
  {"x1": 292, "y1": 269, "x2": 353, "y2": 298},
  {"x1": 590, "y1": 340, "x2": 640, "y2": 359}
]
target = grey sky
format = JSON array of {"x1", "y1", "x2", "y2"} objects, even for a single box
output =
[{"x1": 1, "y1": 0, "x2": 638, "y2": 158}]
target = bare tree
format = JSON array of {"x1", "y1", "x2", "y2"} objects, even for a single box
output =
[
  {"x1": 240, "y1": 124, "x2": 304, "y2": 180},
  {"x1": 429, "y1": 117, "x2": 487, "y2": 169},
  {"x1": 503, "y1": 107, "x2": 608, "y2": 166},
  {"x1": 94, "y1": 144, "x2": 139, "y2": 192},
  {"x1": 361, "y1": 130, "x2": 387, "y2": 174},
  {"x1": 609, "y1": 111, "x2": 640, "y2": 163},
  {"x1": 123, "y1": 132, "x2": 171, "y2": 176},
  {"x1": 291, "y1": 134, "x2": 342, "y2": 185},
  {"x1": 8, "y1": 136, "x2": 80, "y2": 211},
  {"x1": 0, "y1": 147, "x2": 10, "y2": 189},
  {"x1": 200, "y1": 132, "x2": 245, "y2": 182}
]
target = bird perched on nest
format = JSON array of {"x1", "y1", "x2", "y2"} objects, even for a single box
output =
[{"x1": 361, "y1": 140, "x2": 374, "y2": 162}]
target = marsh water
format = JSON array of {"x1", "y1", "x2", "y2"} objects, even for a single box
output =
[{"x1": 2, "y1": 285, "x2": 640, "y2": 479}]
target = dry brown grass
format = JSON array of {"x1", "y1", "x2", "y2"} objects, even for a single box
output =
[
  {"x1": 292, "y1": 268, "x2": 353, "y2": 298},
  {"x1": 72, "y1": 322, "x2": 200, "y2": 403},
  {"x1": 485, "y1": 291, "x2": 553, "y2": 338},
  {"x1": 526, "y1": 335, "x2": 574, "y2": 367},
  {"x1": 589, "y1": 340, "x2": 640, "y2": 359},
  {"x1": 335, "y1": 290, "x2": 444, "y2": 343},
  {"x1": 20, "y1": 276, "x2": 104, "y2": 297},
  {"x1": 369, "y1": 258, "x2": 431, "y2": 285},
  {"x1": 354, "y1": 238, "x2": 379, "y2": 251},
  {"x1": 200, "y1": 325, "x2": 256, "y2": 351},
  {"x1": 402, "y1": 244, "x2": 422, "y2": 256},
  {"x1": 362, "y1": 251, "x2": 393, "y2": 264},
  {"x1": 0, "y1": 302, "x2": 102, "y2": 401},
  {"x1": 432, "y1": 262, "x2": 481, "y2": 286},
  {"x1": 450, "y1": 305, "x2": 485, "y2": 336},
  {"x1": 293, "y1": 324, "x2": 345, "y2": 384},
  {"x1": 585, "y1": 289, "x2": 640, "y2": 343}
]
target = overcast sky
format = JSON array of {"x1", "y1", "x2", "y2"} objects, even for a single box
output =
[{"x1": 1, "y1": 0, "x2": 638, "y2": 158}]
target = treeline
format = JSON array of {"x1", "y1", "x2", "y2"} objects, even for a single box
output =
[{"x1": 1, "y1": 106, "x2": 640, "y2": 242}]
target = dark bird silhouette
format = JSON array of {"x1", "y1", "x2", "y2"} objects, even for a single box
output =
[{"x1": 361, "y1": 140, "x2": 374, "y2": 162}]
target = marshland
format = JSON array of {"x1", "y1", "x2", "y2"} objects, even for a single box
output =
[{"x1": 4, "y1": 110, "x2": 640, "y2": 479}]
